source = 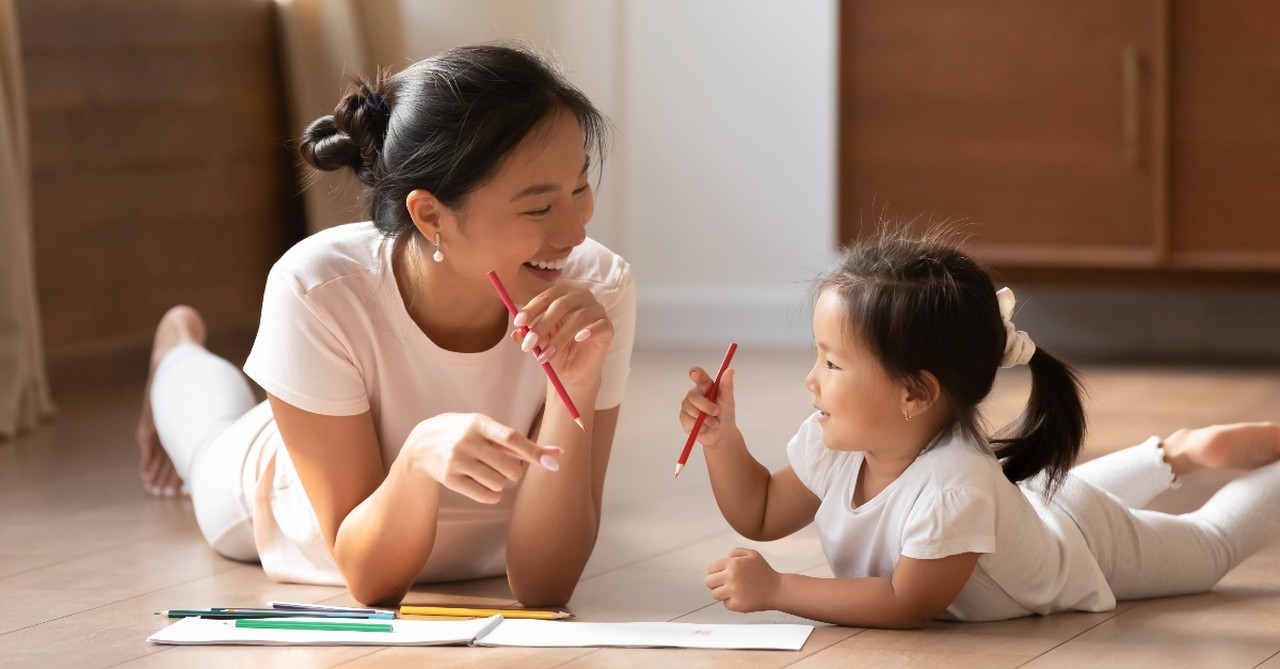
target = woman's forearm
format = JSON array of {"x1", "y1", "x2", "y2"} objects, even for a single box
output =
[
  {"x1": 331, "y1": 458, "x2": 442, "y2": 606},
  {"x1": 506, "y1": 381, "x2": 603, "y2": 606}
]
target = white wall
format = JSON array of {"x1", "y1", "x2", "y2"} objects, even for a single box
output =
[
  {"x1": 396, "y1": 0, "x2": 838, "y2": 349},
  {"x1": 619, "y1": 1, "x2": 836, "y2": 348}
]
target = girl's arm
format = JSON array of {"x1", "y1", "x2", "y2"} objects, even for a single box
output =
[
  {"x1": 681, "y1": 368, "x2": 820, "y2": 539},
  {"x1": 705, "y1": 435, "x2": 820, "y2": 540},
  {"x1": 269, "y1": 396, "x2": 554, "y2": 606},
  {"x1": 707, "y1": 548, "x2": 980, "y2": 629}
]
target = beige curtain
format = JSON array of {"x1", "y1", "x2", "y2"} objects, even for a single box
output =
[
  {"x1": 273, "y1": 0, "x2": 408, "y2": 234},
  {"x1": 0, "y1": 0, "x2": 55, "y2": 439}
]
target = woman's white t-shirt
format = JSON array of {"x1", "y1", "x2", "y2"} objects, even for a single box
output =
[
  {"x1": 786, "y1": 414, "x2": 1115, "y2": 621},
  {"x1": 241, "y1": 222, "x2": 636, "y2": 585}
]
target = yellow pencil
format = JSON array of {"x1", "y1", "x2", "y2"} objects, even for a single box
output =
[{"x1": 399, "y1": 605, "x2": 573, "y2": 620}]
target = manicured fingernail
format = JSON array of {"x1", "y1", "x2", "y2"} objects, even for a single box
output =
[
  {"x1": 163, "y1": 487, "x2": 176, "y2": 497},
  {"x1": 540, "y1": 454, "x2": 560, "y2": 471},
  {"x1": 574, "y1": 328, "x2": 591, "y2": 342},
  {"x1": 536, "y1": 344, "x2": 557, "y2": 364},
  {"x1": 514, "y1": 311, "x2": 528, "y2": 327},
  {"x1": 521, "y1": 331, "x2": 539, "y2": 352}
]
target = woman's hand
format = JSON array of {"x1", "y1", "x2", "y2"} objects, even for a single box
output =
[
  {"x1": 705, "y1": 547, "x2": 781, "y2": 613},
  {"x1": 403, "y1": 413, "x2": 563, "y2": 504},
  {"x1": 510, "y1": 283, "x2": 613, "y2": 389},
  {"x1": 679, "y1": 367, "x2": 737, "y2": 448}
]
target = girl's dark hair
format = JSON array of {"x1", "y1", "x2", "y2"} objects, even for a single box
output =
[
  {"x1": 813, "y1": 227, "x2": 1086, "y2": 494},
  {"x1": 298, "y1": 43, "x2": 609, "y2": 237}
]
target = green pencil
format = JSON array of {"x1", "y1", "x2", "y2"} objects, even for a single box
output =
[{"x1": 233, "y1": 619, "x2": 393, "y2": 633}]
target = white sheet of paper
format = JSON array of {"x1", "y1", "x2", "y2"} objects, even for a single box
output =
[
  {"x1": 147, "y1": 615, "x2": 814, "y2": 651},
  {"x1": 475, "y1": 619, "x2": 814, "y2": 651},
  {"x1": 147, "y1": 615, "x2": 502, "y2": 646}
]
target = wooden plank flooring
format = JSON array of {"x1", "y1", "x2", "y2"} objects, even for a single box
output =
[{"x1": 2, "y1": 346, "x2": 1279, "y2": 667}]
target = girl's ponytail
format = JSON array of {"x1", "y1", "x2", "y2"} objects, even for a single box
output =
[{"x1": 991, "y1": 348, "x2": 1087, "y2": 495}]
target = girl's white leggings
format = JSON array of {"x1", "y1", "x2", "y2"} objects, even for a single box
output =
[
  {"x1": 150, "y1": 343, "x2": 263, "y2": 562},
  {"x1": 1056, "y1": 436, "x2": 1280, "y2": 600}
]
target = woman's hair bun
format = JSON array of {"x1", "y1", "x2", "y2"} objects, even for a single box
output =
[{"x1": 298, "y1": 77, "x2": 389, "y2": 185}]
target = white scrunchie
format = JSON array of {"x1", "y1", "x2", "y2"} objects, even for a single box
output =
[{"x1": 997, "y1": 287, "x2": 1036, "y2": 368}]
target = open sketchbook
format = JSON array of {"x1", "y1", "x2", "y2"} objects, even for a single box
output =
[{"x1": 148, "y1": 614, "x2": 814, "y2": 651}]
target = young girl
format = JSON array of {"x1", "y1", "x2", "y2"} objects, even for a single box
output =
[
  {"x1": 136, "y1": 43, "x2": 635, "y2": 607},
  {"x1": 679, "y1": 230, "x2": 1280, "y2": 627}
]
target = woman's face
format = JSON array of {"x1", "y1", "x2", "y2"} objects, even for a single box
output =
[{"x1": 442, "y1": 109, "x2": 595, "y2": 304}]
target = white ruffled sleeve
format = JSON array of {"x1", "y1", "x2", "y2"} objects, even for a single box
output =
[{"x1": 900, "y1": 486, "x2": 998, "y2": 560}]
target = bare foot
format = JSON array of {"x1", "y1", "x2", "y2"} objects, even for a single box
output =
[
  {"x1": 1162, "y1": 422, "x2": 1280, "y2": 477},
  {"x1": 138, "y1": 305, "x2": 206, "y2": 496}
]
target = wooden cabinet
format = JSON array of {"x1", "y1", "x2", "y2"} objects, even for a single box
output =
[
  {"x1": 839, "y1": 0, "x2": 1280, "y2": 272},
  {"x1": 1169, "y1": 1, "x2": 1280, "y2": 269}
]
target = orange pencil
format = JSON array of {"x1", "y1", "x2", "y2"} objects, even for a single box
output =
[
  {"x1": 674, "y1": 342, "x2": 738, "y2": 478},
  {"x1": 486, "y1": 270, "x2": 585, "y2": 430}
]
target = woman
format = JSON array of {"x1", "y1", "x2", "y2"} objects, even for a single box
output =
[{"x1": 135, "y1": 43, "x2": 635, "y2": 607}]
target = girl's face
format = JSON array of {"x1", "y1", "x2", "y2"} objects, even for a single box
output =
[
  {"x1": 441, "y1": 109, "x2": 595, "y2": 303},
  {"x1": 804, "y1": 289, "x2": 909, "y2": 452}
]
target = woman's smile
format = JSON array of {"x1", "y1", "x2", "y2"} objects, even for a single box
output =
[{"x1": 523, "y1": 256, "x2": 570, "y2": 281}]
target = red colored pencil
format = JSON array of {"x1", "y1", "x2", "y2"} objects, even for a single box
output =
[
  {"x1": 486, "y1": 270, "x2": 585, "y2": 431},
  {"x1": 674, "y1": 342, "x2": 738, "y2": 478}
]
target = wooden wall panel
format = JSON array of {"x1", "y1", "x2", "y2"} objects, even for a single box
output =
[{"x1": 16, "y1": 0, "x2": 306, "y2": 390}]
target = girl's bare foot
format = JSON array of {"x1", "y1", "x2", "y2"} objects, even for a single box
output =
[
  {"x1": 1162, "y1": 422, "x2": 1280, "y2": 477},
  {"x1": 138, "y1": 306, "x2": 206, "y2": 496}
]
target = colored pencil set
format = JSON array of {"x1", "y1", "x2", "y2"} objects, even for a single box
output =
[{"x1": 156, "y1": 601, "x2": 572, "y2": 633}]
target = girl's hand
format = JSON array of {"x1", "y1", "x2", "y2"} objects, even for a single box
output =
[
  {"x1": 403, "y1": 413, "x2": 563, "y2": 504},
  {"x1": 705, "y1": 547, "x2": 781, "y2": 613},
  {"x1": 510, "y1": 283, "x2": 613, "y2": 389},
  {"x1": 679, "y1": 367, "x2": 737, "y2": 448}
]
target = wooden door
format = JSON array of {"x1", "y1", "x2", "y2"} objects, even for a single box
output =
[
  {"x1": 1169, "y1": 0, "x2": 1280, "y2": 270},
  {"x1": 839, "y1": 0, "x2": 1166, "y2": 267}
]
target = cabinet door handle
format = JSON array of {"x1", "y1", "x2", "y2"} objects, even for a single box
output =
[{"x1": 1122, "y1": 45, "x2": 1142, "y2": 170}]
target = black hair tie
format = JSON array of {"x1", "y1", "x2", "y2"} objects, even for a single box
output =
[{"x1": 364, "y1": 91, "x2": 390, "y2": 117}]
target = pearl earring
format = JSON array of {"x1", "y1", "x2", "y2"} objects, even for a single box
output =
[{"x1": 432, "y1": 232, "x2": 444, "y2": 262}]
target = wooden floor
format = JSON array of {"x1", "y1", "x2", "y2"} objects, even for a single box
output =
[{"x1": 4, "y1": 346, "x2": 1280, "y2": 668}]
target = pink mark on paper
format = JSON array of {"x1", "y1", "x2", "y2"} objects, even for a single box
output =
[{"x1": 690, "y1": 629, "x2": 714, "y2": 636}]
